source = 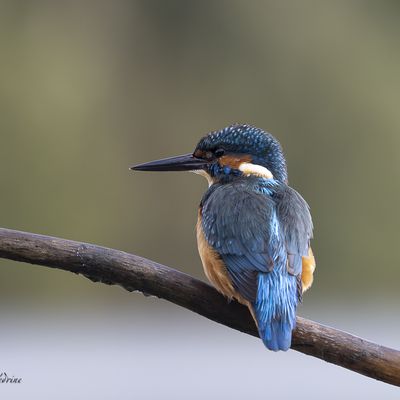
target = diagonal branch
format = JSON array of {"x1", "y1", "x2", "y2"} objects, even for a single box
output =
[{"x1": 0, "y1": 227, "x2": 399, "y2": 386}]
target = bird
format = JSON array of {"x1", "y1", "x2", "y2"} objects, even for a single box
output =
[{"x1": 130, "y1": 124, "x2": 315, "y2": 351}]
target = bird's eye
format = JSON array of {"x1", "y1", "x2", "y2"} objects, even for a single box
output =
[{"x1": 214, "y1": 149, "x2": 225, "y2": 158}]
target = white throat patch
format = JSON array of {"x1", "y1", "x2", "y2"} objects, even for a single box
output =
[{"x1": 191, "y1": 170, "x2": 214, "y2": 187}]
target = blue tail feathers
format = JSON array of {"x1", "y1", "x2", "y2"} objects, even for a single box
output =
[{"x1": 253, "y1": 271, "x2": 298, "y2": 351}]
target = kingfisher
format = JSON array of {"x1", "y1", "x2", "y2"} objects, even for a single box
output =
[{"x1": 131, "y1": 124, "x2": 315, "y2": 351}]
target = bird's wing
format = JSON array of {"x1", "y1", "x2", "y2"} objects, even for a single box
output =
[
  {"x1": 201, "y1": 182, "x2": 313, "y2": 301},
  {"x1": 275, "y1": 186, "x2": 314, "y2": 277},
  {"x1": 201, "y1": 182, "x2": 285, "y2": 301}
]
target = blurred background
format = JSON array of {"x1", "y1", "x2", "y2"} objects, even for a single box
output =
[{"x1": 1, "y1": 0, "x2": 399, "y2": 398}]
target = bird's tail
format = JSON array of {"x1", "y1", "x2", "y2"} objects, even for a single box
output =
[{"x1": 252, "y1": 270, "x2": 298, "y2": 351}]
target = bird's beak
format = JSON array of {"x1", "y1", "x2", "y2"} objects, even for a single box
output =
[{"x1": 130, "y1": 153, "x2": 208, "y2": 172}]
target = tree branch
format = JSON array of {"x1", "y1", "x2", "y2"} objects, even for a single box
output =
[{"x1": 0, "y1": 227, "x2": 399, "y2": 386}]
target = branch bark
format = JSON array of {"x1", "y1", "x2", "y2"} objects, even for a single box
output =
[{"x1": 0, "y1": 227, "x2": 399, "y2": 386}]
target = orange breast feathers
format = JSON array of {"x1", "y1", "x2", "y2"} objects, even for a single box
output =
[
  {"x1": 196, "y1": 213, "x2": 249, "y2": 307},
  {"x1": 196, "y1": 212, "x2": 316, "y2": 298},
  {"x1": 301, "y1": 248, "x2": 316, "y2": 292}
]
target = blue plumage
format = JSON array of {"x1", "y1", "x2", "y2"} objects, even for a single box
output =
[
  {"x1": 255, "y1": 271, "x2": 298, "y2": 351},
  {"x1": 196, "y1": 124, "x2": 288, "y2": 183},
  {"x1": 197, "y1": 125, "x2": 313, "y2": 351},
  {"x1": 132, "y1": 123, "x2": 314, "y2": 351},
  {"x1": 201, "y1": 174, "x2": 309, "y2": 350}
]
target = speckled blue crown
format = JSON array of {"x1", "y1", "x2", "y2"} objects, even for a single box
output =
[{"x1": 196, "y1": 124, "x2": 288, "y2": 183}]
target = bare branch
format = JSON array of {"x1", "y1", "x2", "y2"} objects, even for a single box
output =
[{"x1": 0, "y1": 227, "x2": 399, "y2": 386}]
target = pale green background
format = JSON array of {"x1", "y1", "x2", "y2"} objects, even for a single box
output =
[{"x1": 0, "y1": 1, "x2": 399, "y2": 399}]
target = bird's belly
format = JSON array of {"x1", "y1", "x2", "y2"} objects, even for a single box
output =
[{"x1": 196, "y1": 214, "x2": 248, "y2": 306}]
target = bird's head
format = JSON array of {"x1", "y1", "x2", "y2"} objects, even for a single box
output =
[{"x1": 131, "y1": 124, "x2": 288, "y2": 184}]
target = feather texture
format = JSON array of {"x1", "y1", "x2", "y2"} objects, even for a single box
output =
[{"x1": 199, "y1": 176, "x2": 313, "y2": 350}]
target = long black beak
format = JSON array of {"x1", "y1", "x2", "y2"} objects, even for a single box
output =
[{"x1": 130, "y1": 153, "x2": 208, "y2": 172}]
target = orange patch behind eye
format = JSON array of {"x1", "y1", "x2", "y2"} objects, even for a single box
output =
[{"x1": 219, "y1": 154, "x2": 252, "y2": 169}]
